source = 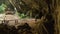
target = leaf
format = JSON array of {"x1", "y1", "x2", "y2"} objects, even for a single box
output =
[{"x1": 0, "y1": 4, "x2": 7, "y2": 13}]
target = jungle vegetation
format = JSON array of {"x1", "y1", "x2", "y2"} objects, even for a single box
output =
[{"x1": 0, "y1": 0, "x2": 60, "y2": 34}]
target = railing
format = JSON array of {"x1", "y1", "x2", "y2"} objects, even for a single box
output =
[{"x1": 0, "y1": 19, "x2": 19, "y2": 25}]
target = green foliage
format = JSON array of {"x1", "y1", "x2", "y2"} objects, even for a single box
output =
[
  {"x1": 0, "y1": 4, "x2": 7, "y2": 13},
  {"x1": 18, "y1": 13, "x2": 29, "y2": 19}
]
